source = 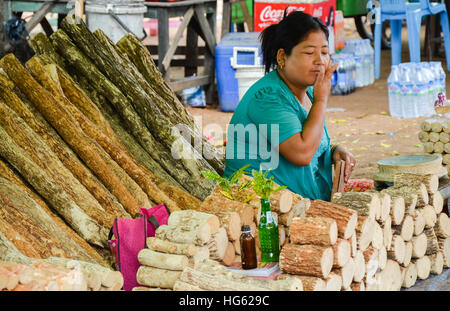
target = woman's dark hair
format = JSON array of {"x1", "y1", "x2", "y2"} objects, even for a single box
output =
[{"x1": 259, "y1": 10, "x2": 329, "y2": 73}]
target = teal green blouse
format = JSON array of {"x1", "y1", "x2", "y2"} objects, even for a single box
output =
[{"x1": 224, "y1": 70, "x2": 333, "y2": 201}]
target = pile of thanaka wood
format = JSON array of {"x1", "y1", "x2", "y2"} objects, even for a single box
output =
[
  {"x1": 186, "y1": 174, "x2": 311, "y2": 265},
  {"x1": 278, "y1": 173, "x2": 449, "y2": 291},
  {"x1": 0, "y1": 14, "x2": 224, "y2": 273},
  {"x1": 419, "y1": 118, "x2": 450, "y2": 173},
  {"x1": 0, "y1": 257, "x2": 123, "y2": 291}
]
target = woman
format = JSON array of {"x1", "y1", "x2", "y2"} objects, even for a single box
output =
[{"x1": 224, "y1": 11, "x2": 356, "y2": 201}]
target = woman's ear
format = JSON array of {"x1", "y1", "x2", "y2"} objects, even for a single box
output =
[{"x1": 276, "y1": 48, "x2": 286, "y2": 68}]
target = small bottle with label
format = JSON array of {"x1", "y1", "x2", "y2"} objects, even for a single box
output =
[{"x1": 240, "y1": 225, "x2": 257, "y2": 269}]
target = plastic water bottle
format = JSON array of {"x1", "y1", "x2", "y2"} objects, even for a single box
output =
[
  {"x1": 413, "y1": 64, "x2": 430, "y2": 117},
  {"x1": 399, "y1": 64, "x2": 418, "y2": 118},
  {"x1": 331, "y1": 54, "x2": 341, "y2": 95},
  {"x1": 388, "y1": 65, "x2": 402, "y2": 117},
  {"x1": 420, "y1": 63, "x2": 436, "y2": 115},
  {"x1": 430, "y1": 62, "x2": 442, "y2": 102},
  {"x1": 354, "y1": 42, "x2": 364, "y2": 88},
  {"x1": 365, "y1": 39, "x2": 375, "y2": 85},
  {"x1": 349, "y1": 56, "x2": 356, "y2": 92},
  {"x1": 436, "y1": 62, "x2": 446, "y2": 95}
]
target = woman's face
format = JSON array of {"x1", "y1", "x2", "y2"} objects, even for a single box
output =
[{"x1": 278, "y1": 30, "x2": 330, "y2": 87}]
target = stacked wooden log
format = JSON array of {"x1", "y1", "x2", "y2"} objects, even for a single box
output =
[
  {"x1": 173, "y1": 259, "x2": 303, "y2": 291},
  {"x1": 134, "y1": 210, "x2": 223, "y2": 290},
  {"x1": 187, "y1": 174, "x2": 310, "y2": 265},
  {"x1": 278, "y1": 200, "x2": 364, "y2": 291},
  {"x1": 0, "y1": 15, "x2": 225, "y2": 271},
  {"x1": 277, "y1": 176, "x2": 448, "y2": 291},
  {"x1": 419, "y1": 118, "x2": 450, "y2": 174},
  {"x1": 0, "y1": 257, "x2": 123, "y2": 291},
  {"x1": 378, "y1": 173, "x2": 450, "y2": 287}
]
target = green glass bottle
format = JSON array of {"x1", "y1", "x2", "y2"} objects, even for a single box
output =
[{"x1": 258, "y1": 197, "x2": 279, "y2": 262}]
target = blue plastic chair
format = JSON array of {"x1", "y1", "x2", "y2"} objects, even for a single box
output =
[{"x1": 374, "y1": 0, "x2": 450, "y2": 79}]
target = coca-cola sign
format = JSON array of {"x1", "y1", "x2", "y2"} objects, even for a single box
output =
[
  {"x1": 259, "y1": 5, "x2": 304, "y2": 23},
  {"x1": 254, "y1": 0, "x2": 336, "y2": 32}
]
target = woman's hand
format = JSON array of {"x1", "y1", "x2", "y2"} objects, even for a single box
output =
[
  {"x1": 332, "y1": 145, "x2": 356, "y2": 183},
  {"x1": 313, "y1": 58, "x2": 338, "y2": 104}
]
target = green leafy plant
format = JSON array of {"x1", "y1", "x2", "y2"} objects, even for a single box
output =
[
  {"x1": 201, "y1": 164, "x2": 255, "y2": 203},
  {"x1": 251, "y1": 169, "x2": 287, "y2": 199}
]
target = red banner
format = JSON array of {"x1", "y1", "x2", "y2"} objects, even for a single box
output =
[{"x1": 254, "y1": 0, "x2": 336, "y2": 32}]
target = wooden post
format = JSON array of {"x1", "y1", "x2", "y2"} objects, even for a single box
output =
[
  {"x1": 185, "y1": 19, "x2": 199, "y2": 77},
  {"x1": 157, "y1": 8, "x2": 170, "y2": 78}
]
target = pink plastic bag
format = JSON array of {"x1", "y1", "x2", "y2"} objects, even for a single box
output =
[{"x1": 108, "y1": 204, "x2": 170, "y2": 291}]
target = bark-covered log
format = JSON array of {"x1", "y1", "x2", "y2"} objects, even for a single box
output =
[
  {"x1": 59, "y1": 17, "x2": 217, "y2": 200},
  {"x1": 179, "y1": 266, "x2": 267, "y2": 291},
  {"x1": 387, "y1": 235, "x2": 405, "y2": 264},
  {"x1": 168, "y1": 210, "x2": 220, "y2": 234},
  {"x1": 206, "y1": 227, "x2": 228, "y2": 260},
  {"x1": 331, "y1": 257, "x2": 354, "y2": 290},
  {"x1": 412, "y1": 208, "x2": 426, "y2": 236},
  {"x1": 434, "y1": 213, "x2": 450, "y2": 238},
  {"x1": 0, "y1": 177, "x2": 107, "y2": 264},
  {"x1": 136, "y1": 266, "x2": 181, "y2": 289},
  {"x1": 49, "y1": 29, "x2": 213, "y2": 200},
  {"x1": 424, "y1": 228, "x2": 440, "y2": 255},
  {"x1": 146, "y1": 237, "x2": 196, "y2": 257},
  {"x1": 32, "y1": 61, "x2": 180, "y2": 212},
  {"x1": 429, "y1": 251, "x2": 444, "y2": 275},
  {"x1": 393, "y1": 173, "x2": 439, "y2": 194},
  {"x1": 279, "y1": 243, "x2": 333, "y2": 278},
  {"x1": 155, "y1": 224, "x2": 211, "y2": 246},
  {"x1": 352, "y1": 250, "x2": 366, "y2": 283},
  {"x1": 411, "y1": 233, "x2": 427, "y2": 259},
  {"x1": 402, "y1": 241, "x2": 413, "y2": 267},
  {"x1": 325, "y1": 272, "x2": 342, "y2": 291},
  {"x1": 429, "y1": 191, "x2": 443, "y2": 214},
  {"x1": 28, "y1": 32, "x2": 66, "y2": 69},
  {"x1": 137, "y1": 249, "x2": 189, "y2": 271},
  {"x1": 331, "y1": 238, "x2": 351, "y2": 268},
  {"x1": 0, "y1": 72, "x2": 130, "y2": 221},
  {"x1": 0, "y1": 53, "x2": 141, "y2": 217},
  {"x1": 94, "y1": 30, "x2": 224, "y2": 175},
  {"x1": 0, "y1": 124, "x2": 108, "y2": 247},
  {"x1": 331, "y1": 192, "x2": 380, "y2": 219},
  {"x1": 437, "y1": 237, "x2": 450, "y2": 268},
  {"x1": 401, "y1": 263, "x2": 417, "y2": 288},
  {"x1": 307, "y1": 200, "x2": 358, "y2": 239},
  {"x1": 173, "y1": 281, "x2": 204, "y2": 291},
  {"x1": 371, "y1": 221, "x2": 384, "y2": 249},
  {"x1": 0, "y1": 193, "x2": 67, "y2": 259},
  {"x1": 355, "y1": 216, "x2": 375, "y2": 251},
  {"x1": 84, "y1": 87, "x2": 202, "y2": 211},
  {"x1": 0, "y1": 98, "x2": 115, "y2": 229},
  {"x1": 411, "y1": 256, "x2": 431, "y2": 280},
  {"x1": 220, "y1": 241, "x2": 236, "y2": 266},
  {"x1": 387, "y1": 184, "x2": 428, "y2": 207},
  {"x1": 278, "y1": 274, "x2": 325, "y2": 291},
  {"x1": 383, "y1": 217, "x2": 393, "y2": 252},
  {"x1": 0, "y1": 159, "x2": 109, "y2": 266},
  {"x1": 381, "y1": 188, "x2": 417, "y2": 215},
  {"x1": 289, "y1": 216, "x2": 337, "y2": 247},
  {"x1": 392, "y1": 215, "x2": 414, "y2": 242},
  {"x1": 389, "y1": 195, "x2": 405, "y2": 225},
  {"x1": 116, "y1": 33, "x2": 227, "y2": 175},
  {"x1": 116, "y1": 33, "x2": 196, "y2": 130},
  {"x1": 417, "y1": 205, "x2": 437, "y2": 229},
  {"x1": 201, "y1": 192, "x2": 254, "y2": 226},
  {"x1": 215, "y1": 212, "x2": 241, "y2": 241}
]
